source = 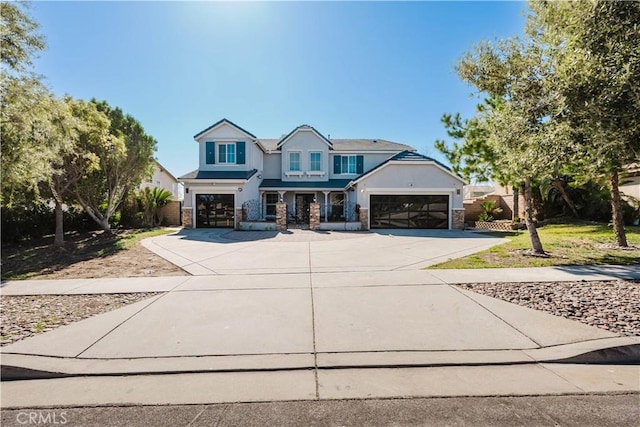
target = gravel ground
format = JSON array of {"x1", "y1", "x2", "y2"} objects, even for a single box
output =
[
  {"x1": 458, "y1": 280, "x2": 640, "y2": 336},
  {"x1": 0, "y1": 293, "x2": 160, "y2": 346}
]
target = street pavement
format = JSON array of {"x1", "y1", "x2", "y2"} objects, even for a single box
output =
[
  {"x1": 1, "y1": 229, "x2": 638, "y2": 410},
  {"x1": 2, "y1": 394, "x2": 640, "y2": 427}
]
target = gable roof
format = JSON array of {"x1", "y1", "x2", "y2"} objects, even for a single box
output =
[
  {"x1": 350, "y1": 150, "x2": 465, "y2": 185},
  {"x1": 154, "y1": 160, "x2": 178, "y2": 182},
  {"x1": 193, "y1": 118, "x2": 257, "y2": 140},
  {"x1": 258, "y1": 138, "x2": 414, "y2": 152},
  {"x1": 276, "y1": 125, "x2": 334, "y2": 149}
]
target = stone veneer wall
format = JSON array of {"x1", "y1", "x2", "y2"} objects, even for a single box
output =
[
  {"x1": 359, "y1": 208, "x2": 369, "y2": 231},
  {"x1": 276, "y1": 202, "x2": 288, "y2": 231},
  {"x1": 234, "y1": 208, "x2": 243, "y2": 230},
  {"x1": 452, "y1": 209, "x2": 465, "y2": 229},
  {"x1": 309, "y1": 203, "x2": 320, "y2": 230},
  {"x1": 181, "y1": 207, "x2": 193, "y2": 228}
]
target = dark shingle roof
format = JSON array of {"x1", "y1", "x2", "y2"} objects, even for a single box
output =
[
  {"x1": 257, "y1": 138, "x2": 414, "y2": 152},
  {"x1": 179, "y1": 169, "x2": 258, "y2": 180},
  {"x1": 259, "y1": 179, "x2": 352, "y2": 190}
]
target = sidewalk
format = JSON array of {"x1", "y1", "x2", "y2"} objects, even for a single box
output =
[
  {"x1": 2, "y1": 265, "x2": 639, "y2": 296},
  {"x1": 1, "y1": 265, "x2": 639, "y2": 407}
]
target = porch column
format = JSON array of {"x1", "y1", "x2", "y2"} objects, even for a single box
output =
[
  {"x1": 259, "y1": 190, "x2": 265, "y2": 219},
  {"x1": 323, "y1": 191, "x2": 330, "y2": 222},
  {"x1": 344, "y1": 191, "x2": 348, "y2": 219}
]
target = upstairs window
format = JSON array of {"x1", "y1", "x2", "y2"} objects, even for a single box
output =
[
  {"x1": 289, "y1": 152, "x2": 301, "y2": 171},
  {"x1": 310, "y1": 152, "x2": 322, "y2": 171},
  {"x1": 218, "y1": 143, "x2": 236, "y2": 164},
  {"x1": 334, "y1": 155, "x2": 364, "y2": 174}
]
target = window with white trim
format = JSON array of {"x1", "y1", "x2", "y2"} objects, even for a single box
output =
[
  {"x1": 310, "y1": 152, "x2": 322, "y2": 171},
  {"x1": 341, "y1": 155, "x2": 357, "y2": 174},
  {"x1": 289, "y1": 152, "x2": 301, "y2": 171},
  {"x1": 218, "y1": 143, "x2": 236, "y2": 164},
  {"x1": 265, "y1": 193, "x2": 278, "y2": 217}
]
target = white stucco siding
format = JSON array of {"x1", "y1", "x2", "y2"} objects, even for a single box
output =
[
  {"x1": 197, "y1": 123, "x2": 248, "y2": 141},
  {"x1": 263, "y1": 153, "x2": 282, "y2": 179},
  {"x1": 140, "y1": 164, "x2": 183, "y2": 201},
  {"x1": 196, "y1": 123, "x2": 262, "y2": 172},
  {"x1": 280, "y1": 130, "x2": 330, "y2": 182},
  {"x1": 354, "y1": 163, "x2": 464, "y2": 209},
  {"x1": 620, "y1": 176, "x2": 640, "y2": 200}
]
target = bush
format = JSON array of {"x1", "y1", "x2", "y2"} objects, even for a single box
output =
[{"x1": 1, "y1": 202, "x2": 99, "y2": 244}]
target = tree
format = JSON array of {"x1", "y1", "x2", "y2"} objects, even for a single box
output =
[
  {"x1": 0, "y1": 1, "x2": 45, "y2": 73},
  {"x1": 140, "y1": 186, "x2": 172, "y2": 227},
  {"x1": 434, "y1": 99, "x2": 507, "y2": 185},
  {"x1": 72, "y1": 101, "x2": 156, "y2": 234},
  {"x1": 46, "y1": 98, "x2": 110, "y2": 246},
  {"x1": 0, "y1": 1, "x2": 51, "y2": 207},
  {"x1": 455, "y1": 37, "x2": 562, "y2": 255},
  {"x1": 529, "y1": 0, "x2": 640, "y2": 247}
]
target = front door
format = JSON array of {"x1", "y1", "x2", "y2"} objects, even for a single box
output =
[{"x1": 295, "y1": 194, "x2": 315, "y2": 224}]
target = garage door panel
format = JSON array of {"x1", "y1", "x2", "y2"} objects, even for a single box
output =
[
  {"x1": 196, "y1": 194, "x2": 235, "y2": 228},
  {"x1": 371, "y1": 195, "x2": 449, "y2": 229}
]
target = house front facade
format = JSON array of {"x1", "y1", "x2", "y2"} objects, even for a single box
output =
[{"x1": 179, "y1": 119, "x2": 465, "y2": 230}]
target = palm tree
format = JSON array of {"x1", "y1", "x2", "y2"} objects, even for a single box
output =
[{"x1": 140, "y1": 187, "x2": 172, "y2": 227}]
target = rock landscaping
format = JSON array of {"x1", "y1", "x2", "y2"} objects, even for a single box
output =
[
  {"x1": 459, "y1": 280, "x2": 640, "y2": 337},
  {"x1": 0, "y1": 293, "x2": 160, "y2": 346}
]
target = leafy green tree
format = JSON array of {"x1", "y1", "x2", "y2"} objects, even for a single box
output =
[
  {"x1": 456, "y1": 38, "x2": 560, "y2": 254},
  {"x1": 72, "y1": 101, "x2": 157, "y2": 234},
  {"x1": 434, "y1": 100, "x2": 505, "y2": 185},
  {"x1": 0, "y1": 1, "x2": 45, "y2": 73},
  {"x1": 46, "y1": 98, "x2": 110, "y2": 246},
  {"x1": 140, "y1": 186, "x2": 172, "y2": 227},
  {"x1": 0, "y1": 1, "x2": 51, "y2": 207},
  {"x1": 529, "y1": 0, "x2": 640, "y2": 247}
]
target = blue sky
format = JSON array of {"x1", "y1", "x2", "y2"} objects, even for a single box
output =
[{"x1": 31, "y1": 1, "x2": 527, "y2": 177}]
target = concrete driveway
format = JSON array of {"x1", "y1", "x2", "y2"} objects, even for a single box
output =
[{"x1": 141, "y1": 228, "x2": 507, "y2": 275}]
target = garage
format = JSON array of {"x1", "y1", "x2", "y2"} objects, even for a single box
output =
[
  {"x1": 195, "y1": 194, "x2": 235, "y2": 228},
  {"x1": 370, "y1": 195, "x2": 449, "y2": 229}
]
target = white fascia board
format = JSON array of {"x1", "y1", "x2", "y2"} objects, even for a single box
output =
[
  {"x1": 331, "y1": 150, "x2": 405, "y2": 154},
  {"x1": 277, "y1": 128, "x2": 333, "y2": 149},
  {"x1": 362, "y1": 188, "x2": 457, "y2": 193},
  {"x1": 180, "y1": 179, "x2": 248, "y2": 185},
  {"x1": 194, "y1": 122, "x2": 257, "y2": 142}
]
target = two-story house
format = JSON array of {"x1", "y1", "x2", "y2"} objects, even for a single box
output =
[{"x1": 179, "y1": 119, "x2": 465, "y2": 230}]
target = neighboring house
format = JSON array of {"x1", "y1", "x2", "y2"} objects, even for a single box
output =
[
  {"x1": 620, "y1": 163, "x2": 640, "y2": 201},
  {"x1": 140, "y1": 160, "x2": 184, "y2": 201},
  {"x1": 179, "y1": 119, "x2": 465, "y2": 230},
  {"x1": 140, "y1": 160, "x2": 184, "y2": 226}
]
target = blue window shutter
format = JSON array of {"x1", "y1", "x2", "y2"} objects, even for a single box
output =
[
  {"x1": 356, "y1": 155, "x2": 364, "y2": 174},
  {"x1": 236, "y1": 141, "x2": 246, "y2": 164},
  {"x1": 333, "y1": 155, "x2": 341, "y2": 174},
  {"x1": 206, "y1": 141, "x2": 215, "y2": 164}
]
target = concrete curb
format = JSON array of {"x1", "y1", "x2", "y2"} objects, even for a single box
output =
[{"x1": 2, "y1": 339, "x2": 637, "y2": 382}]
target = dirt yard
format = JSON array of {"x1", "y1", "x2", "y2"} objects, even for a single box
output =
[{"x1": 1, "y1": 229, "x2": 187, "y2": 280}]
